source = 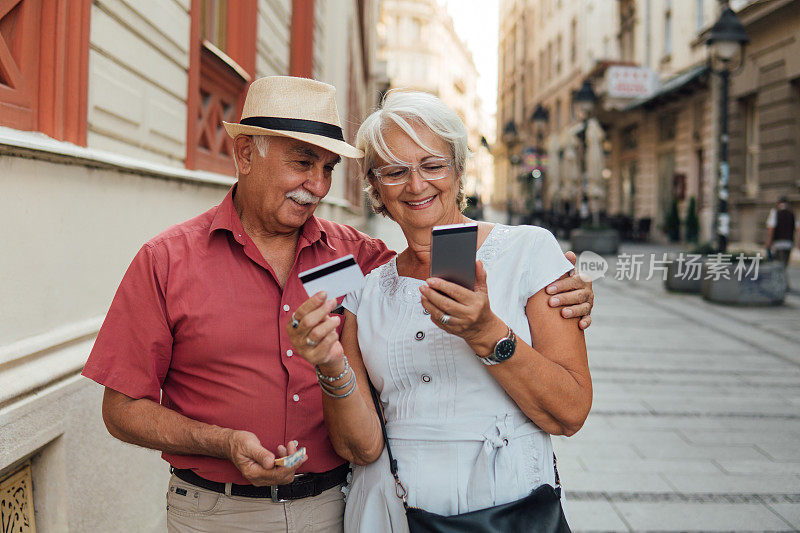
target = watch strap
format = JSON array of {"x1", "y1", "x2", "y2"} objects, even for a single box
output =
[{"x1": 478, "y1": 327, "x2": 515, "y2": 366}]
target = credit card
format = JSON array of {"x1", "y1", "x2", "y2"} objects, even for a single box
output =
[
  {"x1": 274, "y1": 447, "x2": 306, "y2": 468},
  {"x1": 298, "y1": 254, "x2": 365, "y2": 300}
]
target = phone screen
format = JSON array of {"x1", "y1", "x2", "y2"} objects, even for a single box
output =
[{"x1": 430, "y1": 223, "x2": 478, "y2": 290}]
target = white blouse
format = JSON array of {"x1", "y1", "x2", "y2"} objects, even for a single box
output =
[{"x1": 342, "y1": 224, "x2": 574, "y2": 533}]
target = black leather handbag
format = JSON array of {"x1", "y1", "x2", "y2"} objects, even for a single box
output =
[{"x1": 369, "y1": 386, "x2": 571, "y2": 533}]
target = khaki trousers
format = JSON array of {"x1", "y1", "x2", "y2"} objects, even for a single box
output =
[{"x1": 165, "y1": 474, "x2": 344, "y2": 533}]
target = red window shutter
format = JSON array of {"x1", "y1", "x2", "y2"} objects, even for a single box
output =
[
  {"x1": 0, "y1": 0, "x2": 90, "y2": 145},
  {"x1": 193, "y1": 46, "x2": 247, "y2": 175},
  {"x1": 0, "y1": 0, "x2": 41, "y2": 131},
  {"x1": 186, "y1": 0, "x2": 256, "y2": 175}
]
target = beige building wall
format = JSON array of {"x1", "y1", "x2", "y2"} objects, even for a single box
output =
[
  {"x1": 257, "y1": 0, "x2": 292, "y2": 76},
  {"x1": 380, "y1": 0, "x2": 495, "y2": 202},
  {"x1": 87, "y1": 0, "x2": 190, "y2": 166},
  {"x1": 728, "y1": 0, "x2": 800, "y2": 246},
  {"x1": 0, "y1": 1, "x2": 381, "y2": 530}
]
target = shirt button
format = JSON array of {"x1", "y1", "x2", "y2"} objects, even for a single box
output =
[
  {"x1": 421, "y1": 374, "x2": 432, "y2": 383},
  {"x1": 293, "y1": 394, "x2": 300, "y2": 402},
  {"x1": 286, "y1": 350, "x2": 293, "y2": 357},
  {"x1": 415, "y1": 331, "x2": 425, "y2": 341},
  {"x1": 283, "y1": 305, "x2": 290, "y2": 312}
]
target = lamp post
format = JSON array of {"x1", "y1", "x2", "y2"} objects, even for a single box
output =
[
  {"x1": 531, "y1": 104, "x2": 549, "y2": 223},
  {"x1": 502, "y1": 120, "x2": 520, "y2": 224},
  {"x1": 705, "y1": 3, "x2": 748, "y2": 252},
  {"x1": 572, "y1": 79, "x2": 598, "y2": 225}
]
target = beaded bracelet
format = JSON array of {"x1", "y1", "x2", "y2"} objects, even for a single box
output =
[
  {"x1": 320, "y1": 373, "x2": 357, "y2": 399},
  {"x1": 315, "y1": 356, "x2": 350, "y2": 383},
  {"x1": 319, "y1": 368, "x2": 355, "y2": 391}
]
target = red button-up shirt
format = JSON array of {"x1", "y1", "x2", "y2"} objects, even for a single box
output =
[{"x1": 82, "y1": 186, "x2": 394, "y2": 483}]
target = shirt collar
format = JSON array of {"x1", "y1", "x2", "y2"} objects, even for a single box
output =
[
  {"x1": 301, "y1": 215, "x2": 337, "y2": 252},
  {"x1": 209, "y1": 185, "x2": 246, "y2": 244},
  {"x1": 210, "y1": 184, "x2": 336, "y2": 252}
]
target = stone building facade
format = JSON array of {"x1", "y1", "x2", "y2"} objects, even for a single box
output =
[
  {"x1": 0, "y1": 1, "x2": 381, "y2": 530},
  {"x1": 496, "y1": 0, "x2": 796, "y2": 245},
  {"x1": 379, "y1": 0, "x2": 495, "y2": 201},
  {"x1": 727, "y1": 0, "x2": 800, "y2": 246}
]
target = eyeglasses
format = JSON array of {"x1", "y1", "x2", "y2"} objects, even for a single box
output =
[{"x1": 372, "y1": 158, "x2": 453, "y2": 185}]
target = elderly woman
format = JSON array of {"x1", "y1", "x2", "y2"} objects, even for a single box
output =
[{"x1": 289, "y1": 91, "x2": 591, "y2": 532}]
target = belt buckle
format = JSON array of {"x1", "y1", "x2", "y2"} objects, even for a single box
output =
[{"x1": 270, "y1": 485, "x2": 287, "y2": 503}]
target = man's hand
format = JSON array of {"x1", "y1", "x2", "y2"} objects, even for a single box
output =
[
  {"x1": 227, "y1": 431, "x2": 307, "y2": 486},
  {"x1": 547, "y1": 251, "x2": 594, "y2": 330}
]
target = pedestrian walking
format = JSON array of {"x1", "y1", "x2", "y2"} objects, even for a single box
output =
[{"x1": 766, "y1": 196, "x2": 798, "y2": 270}]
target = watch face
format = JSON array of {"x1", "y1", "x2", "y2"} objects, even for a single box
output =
[{"x1": 494, "y1": 338, "x2": 516, "y2": 361}]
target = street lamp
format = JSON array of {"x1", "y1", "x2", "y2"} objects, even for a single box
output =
[
  {"x1": 705, "y1": 3, "x2": 748, "y2": 252},
  {"x1": 572, "y1": 79, "x2": 598, "y2": 224},
  {"x1": 531, "y1": 104, "x2": 549, "y2": 136},
  {"x1": 503, "y1": 120, "x2": 519, "y2": 224},
  {"x1": 530, "y1": 104, "x2": 549, "y2": 221}
]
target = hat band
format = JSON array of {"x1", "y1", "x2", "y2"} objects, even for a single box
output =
[{"x1": 240, "y1": 116, "x2": 344, "y2": 141}]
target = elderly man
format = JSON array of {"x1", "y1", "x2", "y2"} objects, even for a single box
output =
[{"x1": 82, "y1": 76, "x2": 594, "y2": 533}]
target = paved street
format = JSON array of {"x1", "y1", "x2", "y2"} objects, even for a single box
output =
[{"x1": 367, "y1": 214, "x2": 800, "y2": 532}]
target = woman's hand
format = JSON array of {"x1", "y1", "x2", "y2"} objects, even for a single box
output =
[
  {"x1": 286, "y1": 292, "x2": 345, "y2": 369},
  {"x1": 419, "y1": 260, "x2": 507, "y2": 356}
]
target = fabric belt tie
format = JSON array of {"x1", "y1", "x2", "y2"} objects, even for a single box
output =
[
  {"x1": 386, "y1": 413, "x2": 545, "y2": 510},
  {"x1": 171, "y1": 463, "x2": 349, "y2": 501}
]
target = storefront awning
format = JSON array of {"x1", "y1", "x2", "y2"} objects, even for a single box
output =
[{"x1": 622, "y1": 64, "x2": 710, "y2": 111}]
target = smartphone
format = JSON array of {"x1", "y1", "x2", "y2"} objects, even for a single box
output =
[{"x1": 430, "y1": 223, "x2": 478, "y2": 290}]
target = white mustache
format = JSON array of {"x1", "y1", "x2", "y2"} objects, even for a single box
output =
[{"x1": 286, "y1": 189, "x2": 321, "y2": 205}]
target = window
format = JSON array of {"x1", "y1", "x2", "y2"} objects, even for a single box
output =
[
  {"x1": 621, "y1": 124, "x2": 639, "y2": 151},
  {"x1": 695, "y1": 0, "x2": 705, "y2": 31},
  {"x1": 618, "y1": 0, "x2": 636, "y2": 62},
  {"x1": 743, "y1": 96, "x2": 759, "y2": 197},
  {"x1": 664, "y1": 3, "x2": 673, "y2": 57},
  {"x1": 657, "y1": 152, "x2": 676, "y2": 224},
  {"x1": 409, "y1": 17, "x2": 422, "y2": 41},
  {"x1": 658, "y1": 112, "x2": 677, "y2": 142},
  {"x1": 570, "y1": 18, "x2": 577, "y2": 64},
  {"x1": 186, "y1": 0, "x2": 257, "y2": 175},
  {"x1": 621, "y1": 161, "x2": 637, "y2": 216},
  {"x1": 0, "y1": 0, "x2": 91, "y2": 144},
  {"x1": 554, "y1": 98, "x2": 561, "y2": 130},
  {"x1": 556, "y1": 36, "x2": 562, "y2": 75},
  {"x1": 539, "y1": 50, "x2": 545, "y2": 87}
]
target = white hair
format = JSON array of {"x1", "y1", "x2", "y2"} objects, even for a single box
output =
[
  {"x1": 252, "y1": 135, "x2": 270, "y2": 157},
  {"x1": 233, "y1": 135, "x2": 270, "y2": 174},
  {"x1": 356, "y1": 90, "x2": 471, "y2": 217}
]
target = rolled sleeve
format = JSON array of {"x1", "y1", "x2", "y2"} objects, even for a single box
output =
[
  {"x1": 82, "y1": 244, "x2": 173, "y2": 403},
  {"x1": 358, "y1": 237, "x2": 395, "y2": 275},
  {"x1": 523, "y1": 228, "x2": 574, "y2": 299}
]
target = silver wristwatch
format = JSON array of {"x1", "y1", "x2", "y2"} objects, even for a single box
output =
[{"x1": 478, "y1": 327, "x2": 516, "y2": 366}]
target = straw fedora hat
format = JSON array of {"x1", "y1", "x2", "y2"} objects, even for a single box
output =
[{"x1": 223, "y1": 76, "x2": 362, "y2": 158}]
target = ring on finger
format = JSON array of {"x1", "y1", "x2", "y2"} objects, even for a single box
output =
[
  {"x1": 291, "y1": 313, "x2": 300, "y2": 329},
  {"x1": 306, "y1": 337, "x2": 318, "y2": 347},
  {"x1": 439, "y1": 313, "x2": 451, "y2": 325}
]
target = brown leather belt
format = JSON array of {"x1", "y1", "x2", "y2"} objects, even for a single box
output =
[{"x1": 170, "y1": 463, "x2": 350, "y2": 502}]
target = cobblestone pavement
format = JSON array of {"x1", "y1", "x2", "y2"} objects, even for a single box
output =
[{"x1": 367, "y1": 214, "x2": 800, "y2": 532}]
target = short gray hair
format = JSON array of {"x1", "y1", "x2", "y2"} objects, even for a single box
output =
[
  {"x1": 356, "y1": 90, "x2": 470, "y2": 218},
  {"x1": 233, "y1": 135, "x2": 270, "y2": 174}
]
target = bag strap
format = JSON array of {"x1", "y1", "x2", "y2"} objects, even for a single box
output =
[
  {"x1": 369, "y1": 382, "x2": 408, "y2": 504},
  {"x1": 369, "y1": 382, "x2": 562, "y2": 501}
]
